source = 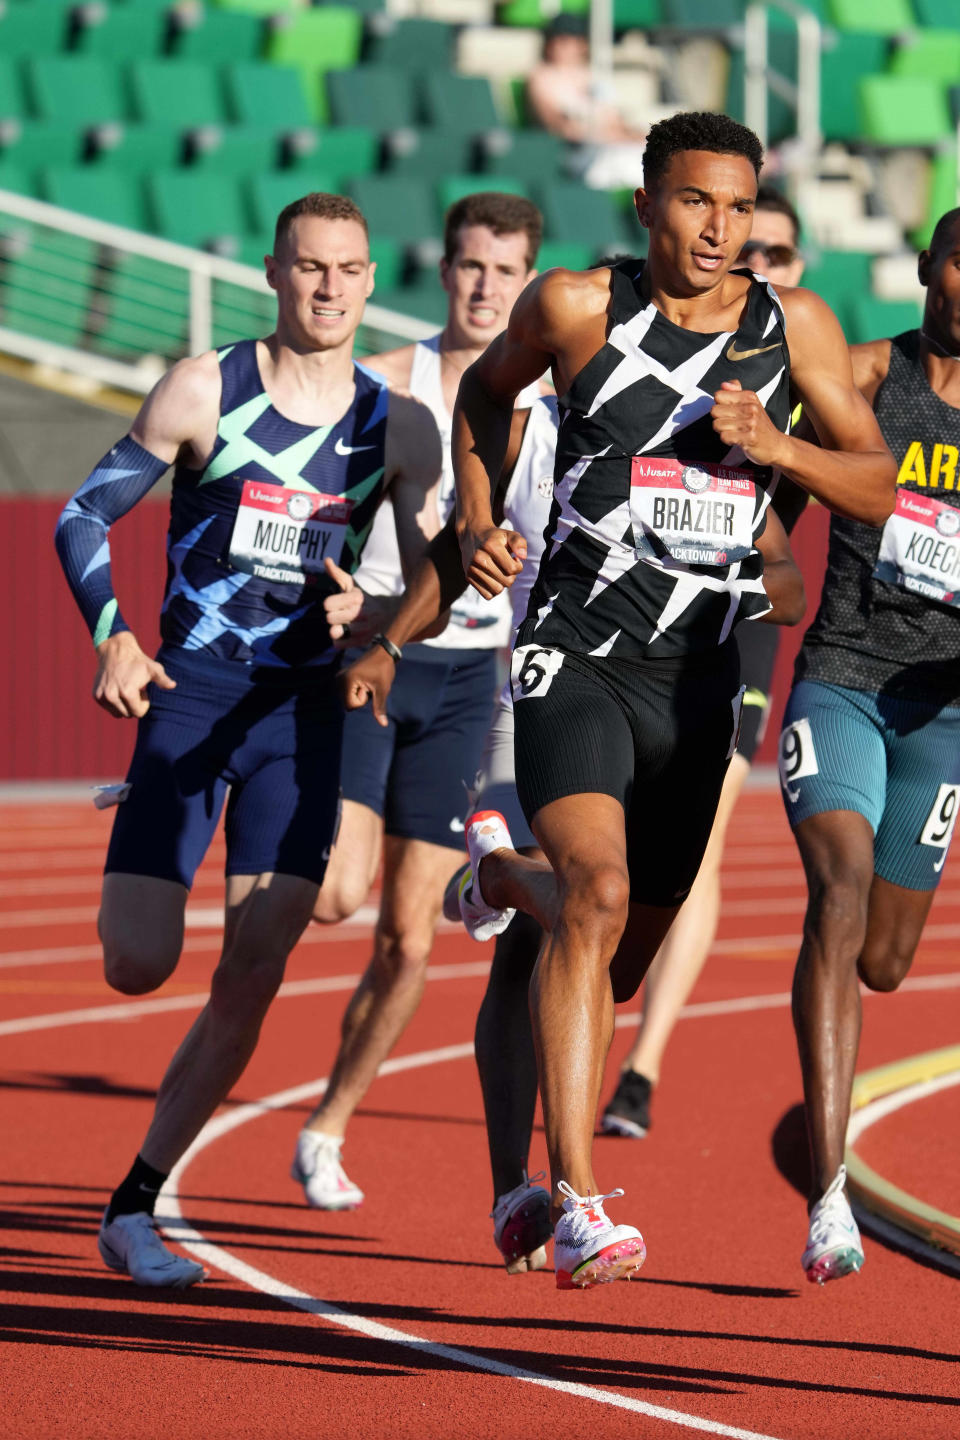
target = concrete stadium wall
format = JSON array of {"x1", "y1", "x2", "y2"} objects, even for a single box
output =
[{"x1": 1, "y1": 495, "x2": 829, "y2": 782}]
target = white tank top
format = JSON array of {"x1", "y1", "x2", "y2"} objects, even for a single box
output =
[
  {"x1": 499, "y1": 394, "x2": 559, "y2": 701},
  {"x1": 356, "y1": 335, "x2": 540, "y2": 651}
]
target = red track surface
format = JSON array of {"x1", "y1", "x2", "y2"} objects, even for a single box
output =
[{"x1": 2, "y1": 788, "x2": 959, "y2": 1440}]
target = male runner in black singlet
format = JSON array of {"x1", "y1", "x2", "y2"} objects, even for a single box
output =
[
  {"x1": 54, "y1": 193, "x2": 440, "y2": 1286},
  {"x1": 450, "y1": 111, "x2": 896, "y2": 1289},
  {"x1": 780, "y1": 207, "x2": 960, "y2": 1284}
]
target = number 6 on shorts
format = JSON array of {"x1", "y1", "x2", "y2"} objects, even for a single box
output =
[{"x1": 511, "y1": 644, "x2": 565, "y2": 701}]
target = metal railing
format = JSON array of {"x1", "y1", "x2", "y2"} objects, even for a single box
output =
[
  {"x1": 0, "y1": 187, "x2": 434, "y2": 397},
  {"x1": 744, "y1": 0, "x2": 822, "y2": 162}
]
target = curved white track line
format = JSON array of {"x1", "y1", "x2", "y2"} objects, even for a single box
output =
[
  {"x1": 159, "y1": 1045, "x2": 783, "y2": 1440},
  {"x1": 847, "y1": 1071, "x2": 960, "y2": 1279}
]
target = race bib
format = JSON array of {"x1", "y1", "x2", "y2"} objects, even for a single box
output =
[
  {"x1": 630, "y1": 459, "x2": 756, "y2": 566},
  {"x1": 874, "y1": 489, "x2": 960, "y2": 607},
  {"x1": 229, "y1": 481, "x2": 353, "y2": 587}
]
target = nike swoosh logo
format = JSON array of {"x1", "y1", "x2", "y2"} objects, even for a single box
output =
[
  {"x1": 449, "y1": 817, "x2": 464, "y2": 833},
  {"x1": 335, "y1": 438, "x2": 376, "y2": 456},
  {"x1": 726, "y1": 340, "x2": 782, "y2": 362}
]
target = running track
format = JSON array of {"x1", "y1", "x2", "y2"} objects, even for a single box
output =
[{"x1": 2, "y1": 785, "x2": 958, "y2": 1440}]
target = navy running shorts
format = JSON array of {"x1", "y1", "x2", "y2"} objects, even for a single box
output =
[
  {"x1": 473, "y1": 696, "x2": 537, "y2": 852},
  {"x1": 779, "y1": 679, "x2": 960, "y2": 891},
  {"x1": 339, "y1": 644, "x2": 497, "y2": 850},
  {"x1": 511, "y1": 641, "x2": 744, "y2": 907},
  {"x1": 105, "y1": 646, "x2": 343, "y2": 889},
  {"x1": 735, "y1": 617, "x2": 780, "y2": 764}
]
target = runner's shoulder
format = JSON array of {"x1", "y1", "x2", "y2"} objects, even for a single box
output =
[
  {"x1": 516, "y1": 266, "x2": 610, "y2": 342},
  {"x1": 776, "y1": 284, "x2": 841, "y2": 329},
  {"x1": 360, "y1": 342, "x2": 416, "y2": 390},
  {"x1": 849, "y1": 339, "x2": 892, "y2": 404}
]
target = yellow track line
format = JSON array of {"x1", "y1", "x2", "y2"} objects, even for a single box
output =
[{"x1": 845, "y1": 1044, "x2": 960, "y2": 1258}]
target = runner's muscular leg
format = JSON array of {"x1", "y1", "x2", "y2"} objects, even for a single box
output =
[
  {"x1": 527, "y1": 793, "x2": 631, "y2": 1214},
  {"x1": 99, "y1": 873, "x2": 187, "y2": 995},
  {"x1": 140, "y1": 871, "x2": 318, "y2": 1172},
  {"x1": 858, "y1": 874, "x2": 935, "y2": 992},
  {"x1": 312, "y1": 800, "x2": 383, "y2": 925},
  {"x1": 304, "y1": 834, "x2": 463, "y2": 1139},
  {"x1": 791, "y1": 809, "x2": 874, "y2": 1201}
]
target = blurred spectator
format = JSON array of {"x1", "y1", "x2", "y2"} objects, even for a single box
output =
[
  {"x1": 526, "y1": 14, "x2": 646, "y2": 189},
  {"x1": 736, "y1": 186, "x2": 805, "y2": 287}
]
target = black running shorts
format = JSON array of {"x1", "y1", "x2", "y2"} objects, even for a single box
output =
[{"x1": 511, "y1": 641, "x2": 743, "y2": 907}]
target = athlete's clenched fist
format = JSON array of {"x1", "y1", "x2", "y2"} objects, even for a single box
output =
[
  {"x1": 459, "y1": 525, "x2": 526, "y2": 600},
  {"x1": 711, "y1": 379, "x2": 788, "y2": 467}
]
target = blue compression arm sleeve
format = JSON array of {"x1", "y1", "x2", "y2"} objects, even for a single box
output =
[{"x1": 55, "y1": 435, "x2": 170, "y2": 646}]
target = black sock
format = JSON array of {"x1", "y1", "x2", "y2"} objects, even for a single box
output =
[{"x1": 106, "y1": 1155, "x2": 169, "y2": 1223}]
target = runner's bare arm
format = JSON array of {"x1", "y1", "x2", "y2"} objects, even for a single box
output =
[
  {"x1": 453, "y1": 270, "x2": 591, "y2": 596},
  {"x1": 56, "y1": 352, "x2": 221, "y2": 719},
  {"x1": 754, "y1": 504, "x2": 805, "y2": 625},
  {"x1": 711, "y1": 289, "x2": 895, "y2": 526},
  {"x1": 849, "y1": 339, "x2": 892, "y2": 409}
]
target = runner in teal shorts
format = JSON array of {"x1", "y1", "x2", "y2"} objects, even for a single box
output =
[{"x1": 781, "y1": 207, "x2": 960, "y2": 1286}]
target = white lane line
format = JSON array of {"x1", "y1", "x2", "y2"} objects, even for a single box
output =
[
  {"x1": 159, "y1": 1050, "x2": 783, "y2": 1440},
  {"x1": 0, "y1": 961, "x2": 494, "y2": 1037}
]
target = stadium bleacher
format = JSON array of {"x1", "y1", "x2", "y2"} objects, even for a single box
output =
[{"x1": 0, "y1": 0, "x2": 952, "y2": 371}]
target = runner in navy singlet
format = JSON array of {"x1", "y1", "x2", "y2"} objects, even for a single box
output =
[
  {"x1": 450, "y1": 111, "x2": 895, "y2": 1289},
  {"x1": 780, "y1": 207, "x2": 960, "y2": 1285},
  {"x1": 54, "y1": 193, "x2": 442, "y2": 1286}
]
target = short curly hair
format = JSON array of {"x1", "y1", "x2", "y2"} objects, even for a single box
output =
[{"x1": 642, "y1": 112, "x2": 764, "y2": 192}]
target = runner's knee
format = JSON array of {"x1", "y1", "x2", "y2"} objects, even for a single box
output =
[
  {"x1": 102, "y1": 935, "x2": 181, "y2": 995},
  {"x1": 802, "y1": 870, "x2": 870, "y2": 963},
  {"x1": 857, "y1": 938, "x2": 914, "y2": 993},
  {"x1": 558, "y1": 863, "x2": 630, "y2": 951},
  {"x1": 372, "y1": 918, "x2": 434, "y2": 981}
]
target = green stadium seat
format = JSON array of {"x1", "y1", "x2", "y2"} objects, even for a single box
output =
[
  {"x1": 349, "y1": 175, "x2": 438, "y2": 253},
  {"x1": 0, "y1": 121, "x2": 81, "y2": 173},
  {"x1": 889, "y1": 31, "x2": 960, "y2": 85},
  {"x1": 265, "y1": 8, "x2": 362, "y2": 76},
  {"x1": 914, "y1": 0, "x2": 958, "y2": 21},
  {"x1": 189, "y1": 126, "x2": 281, "y2": 178},
  {"x1": 0, "y1": 2, "x2": 73, "y2": 58},
  {"x1": 3, "y1": 225, "x2": 96, "y2": 346},
  {"x1": 614, "y1": 0, "x2": 663, "y2": 23},
  {"x1": 148, "y1": 171, "x2": 249, "y2": 253},
  {"x1": 819, "y1": 33, "x2": 890, "y2": 141},
  {"x1": 213, "y1": 0, "x2": 301, "y2": 14},
  {"x1": 662, "y1": 0, "x2": 743, "y2": 25},
  {"x1": 0, "y1": 57, "x2": 27, "y2": 121},
  {"x1": 43, "y1": 166, "x2": 148, "y2": 229},
  {"x1": 26, "y1": 56, "x2": 130, "y2": 126},
  {"x1": 910, "y1": 146, "x2": 957, "y2": 251},
  {"x1": 365, "y1": 18, "x2": 455, "y2": 71},
  {"x1": 536, "y1": 240, "x2": 594, "y2": 270},
  {"x1": 212, "y1": 279, "x2": 275, "y2": 348},
  {"x1": 72, "y1": 5, "x2": 170, "y2": 60},
  {"x1": 482, "y1": 129, "x2": 567, "y2": 182},
  {"x1": 859, "y1": 76, "x2": 951, "y2": 146},
  {"x1": 437, "y1": 175, "x2": 528, "y2": 211},
  {"x1": 284, "y1": 126, "x2": 380, "y2": 182},
  {"x1": 93, "y1": 253, "x2": 190, "y2": 359},
  {"x1": 225, "y1": 61, "x2": 318, "y2": 133},
  {"x1": 384, "y1": 129, "x2": 472, "y2": 181},
  {"x1": 170, "y1": 7, "x2": 265, "y2": 64},
  {"x1": 951, "y1": 86, "x2": 960, "y2": 128},
  {"x1": 87, "y1": 123, "x2": 185, "y2": 174},
  {"x1": 129, "y1": 60, "x2": 228, "y2": 129},
  {"x1": 802, "y1": 249, "x2": 871, "y2": 329},
  {"x1": 848, "y1": 295, "x2": 922, "y2": 344},
  {"x1": 0, "y1": 161, "x2": 33, "y2": 196},
  {"x1": 326, "y1": 66, "x2": 418, "y2": 131},
  {"x1": 374, "y1": 281, "x2": 446, "y2": 327},
  {"x1": 369, "y1": 237, "x2": 402, "y2": 289},
  {"x1": 827, "y1": 0, "x2": 915, "y2": 32},
  {"x1": 498, "y1": 0, "x2": 588, "y2": 23},
  {"x1": 420, "y1": 73, "x2": 501, "y2": 136},
  {"x1": 539, "y1": 181, "x2": 631, "y2": 254},
  {"x1": 247, "y1": 173, "x2": 339, "y2": 236}
]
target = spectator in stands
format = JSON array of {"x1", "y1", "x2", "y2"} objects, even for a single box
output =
[{"x1": 526, "y1": 14, "x2": 646, "y2": 189}]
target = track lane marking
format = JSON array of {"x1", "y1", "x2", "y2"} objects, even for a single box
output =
[{"x1": 159, "y1": 1049, "x2": 784, "y2": 1440}]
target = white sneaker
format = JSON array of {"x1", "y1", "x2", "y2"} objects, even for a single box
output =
[
  {"x1": 292, "y1": 1129, "x2": 364, "y2": 1210},
  {"x1": 801, "y1": 1164, "x2": 864, "y2": 1284},
  {"x1": 553, "y1": 1181, "x2": 646, "y2": 1290},
  {"x1": 459, "y1": 811, "x2": 516, "y2": 942},
  {"x1": 98, "y1": 1210, "x2": 206, "y2": 1288},
  {"x1": 492, "y1": 1172, "x2": 552, "y2": 1275}
]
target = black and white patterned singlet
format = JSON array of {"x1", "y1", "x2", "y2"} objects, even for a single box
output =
[{"x1": 517, "y1": 259, "x2": 792, "y2": 660}]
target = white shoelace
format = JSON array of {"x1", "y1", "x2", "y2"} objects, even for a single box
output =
[
  {"x1": 557, "y1": 1181, "x2": 625, "y2": 1211},
  {"x1": 491, "y1": 1170, "x2": 547, "y2": 1219}
]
